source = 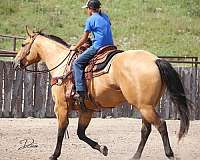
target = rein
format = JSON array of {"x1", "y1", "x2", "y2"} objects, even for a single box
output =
[
  {"x1": 24, "y1": 50, "x2": 73, "y2": 73},
  {"x1": 21, "y1": 32, "x2": 76, "y2": 73}
]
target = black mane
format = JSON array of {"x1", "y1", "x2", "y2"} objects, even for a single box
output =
[{"x1": 38, "y1": 32, "x2": 70, "y2": 48}]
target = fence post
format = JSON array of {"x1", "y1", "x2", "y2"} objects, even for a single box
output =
[
  {"x1": 195, "y1": 68, "x2": 200, "y2": 120},
  {"x1": 13, "y1": 37, "x2": 17, "y2": 51},
  {"x1": 11, "y1": 70, "x2": 23, "y2": 118},
  {"x1": 24, "y1": 65, "x2": 35, "y2": 117},
  {"x1": 46, "y1": 74, "x2": 55, "y2": 118},
  {"x1": 33, "y1": 62, "x2": 48, "y2": 118},
  {"x1": 0, "y1": 61, "x2": 3, "y2": 117},
  {"x1": 3, "y1": 62, "x2": 15, "y2": 117}
]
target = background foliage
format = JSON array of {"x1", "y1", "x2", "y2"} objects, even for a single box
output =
[{"x1": 0, "y1": 0, "x2": 200, "y2": 57}]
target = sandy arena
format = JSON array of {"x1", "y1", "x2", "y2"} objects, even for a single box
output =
[{"x1": 0, "y1": 118, "x2": 199, "y2": 160}]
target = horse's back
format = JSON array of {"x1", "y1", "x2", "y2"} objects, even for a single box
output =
[
  {"x1": 111, "y1": 50, "x2": 159, "y2": 79},
  {"x1": 117, "y1": 49, "x2": 158, "y2": 62}
]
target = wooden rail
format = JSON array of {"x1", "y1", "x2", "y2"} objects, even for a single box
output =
[
  {"x1": 0, "y1": 50, "x2": 17, "y2": 57},
  {"x1": 0, "y1": 34, "x2": 24, "y2": 39},
  {"x1": 0, "y1": 49, "x2": 200, "y2": 65},
  {"x1": 0, "y1": 34, "x2": 24, "y2": 51}
]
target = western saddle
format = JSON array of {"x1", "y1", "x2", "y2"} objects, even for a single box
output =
[{"x1": 51, "y1": 41, "x2": 123, "y2": 100}]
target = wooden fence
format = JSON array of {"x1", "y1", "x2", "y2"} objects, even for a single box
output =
[{"x1": 0, "y1": 61, "x2": 199, "y2": 119}]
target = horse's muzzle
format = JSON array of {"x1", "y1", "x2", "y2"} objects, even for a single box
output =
[{"x1": 12, "y1": 59, "x2": 23, "y2": 70}]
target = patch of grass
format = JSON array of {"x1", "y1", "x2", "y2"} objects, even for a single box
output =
[{"x1": 0, "y1": 0, "x2": 200, "y2": 57}]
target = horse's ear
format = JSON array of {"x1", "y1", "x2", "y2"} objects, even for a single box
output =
[
  {"x1": 26, "y1": 25, "x2": 34, "y2": 37},
  {"x1": 39, "y1": 28, "x2": 46, "y2": 34}
]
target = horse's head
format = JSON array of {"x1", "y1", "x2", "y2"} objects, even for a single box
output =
[{"x1": 13, "y1": 26, "x2": 41, "y2": 70}]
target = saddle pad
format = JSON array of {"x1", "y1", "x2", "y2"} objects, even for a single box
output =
[{"x1": 85, "y1": 50, "x2": 123, "y2": 79}]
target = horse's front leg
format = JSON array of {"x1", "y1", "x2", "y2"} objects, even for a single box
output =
[
  {"x1": 78, "y1": 111, "x2": 108, "y2": 156},
  {"x1": 49, "y1": 104, "x2": 69, "y2": 160}
]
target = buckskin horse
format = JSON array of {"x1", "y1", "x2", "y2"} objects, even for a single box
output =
[{"x1": 13, "y1": 27, "x2": 192, "y2": 160}]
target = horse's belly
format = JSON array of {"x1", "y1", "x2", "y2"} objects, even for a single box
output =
[{"x1": 94, "y1": 89, "x2": 126, "y2": 107}]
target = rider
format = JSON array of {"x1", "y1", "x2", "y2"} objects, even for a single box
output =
[{"x1": 70, "y1": 0, "x2": 114, "y2": 109}]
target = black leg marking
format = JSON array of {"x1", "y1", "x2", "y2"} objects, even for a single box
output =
[
  {"x1": 49, "y1": 127, "x2": 66, "y2": 160},
  {"x1": 77, "y1": 111, "x2": 108, "y2": 156},
  {"x1": 158, "y1": 120, "x2": 174, "y2": 158},
  {"x1": 132, "y1": 119, "x2": 151, "y2": 159},
  {"x1": 77, "y1": 125, "x2": 98, "y2": 148}
]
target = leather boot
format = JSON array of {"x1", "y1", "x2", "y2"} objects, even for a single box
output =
[{"x1": 74, "y1": 91, "x2": 88, "y2": 112}]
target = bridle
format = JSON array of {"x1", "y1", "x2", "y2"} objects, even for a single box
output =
[
  {"x1": 19, "y1": 33, "x2": 38, "y2": 60},
  {"x1": 24, "y1": 51, "x2": 72, "y2": 73},
  {"x1": 20, "y1": 33, "x2": 74, "y2": 73}
]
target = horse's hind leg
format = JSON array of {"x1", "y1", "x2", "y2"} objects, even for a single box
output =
[
  {"x1": 157, "y1": 119, "x2": 174, "y2": 159},
  {"x1": 131, "y1": 106, "x2": 174, "y2": 159},
  {"x1": 77, "y1": 111, "x2": 108, "y2": 156},
  {"x1": 132, "y1": 118, "x2": 151, "y2": 159}
]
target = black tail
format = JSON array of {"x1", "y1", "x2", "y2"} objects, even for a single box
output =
[{"x1": 155, "y1": 59, "x2": 192, "y2": 141}]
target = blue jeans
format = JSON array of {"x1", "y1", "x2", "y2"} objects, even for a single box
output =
[{"x1": 73, "y1": 46, "x2": 97, "y2": 92}]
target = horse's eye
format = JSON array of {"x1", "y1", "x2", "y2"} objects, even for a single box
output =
[{"x1": 22, "y1": 44, "x2": 26, "y2": 47}]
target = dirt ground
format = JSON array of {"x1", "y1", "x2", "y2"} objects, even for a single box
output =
[{"x1": 0, "y1": 118, "x2": 200, "y2": 160}]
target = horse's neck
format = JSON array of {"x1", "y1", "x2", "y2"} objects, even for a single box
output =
[{"x1": 37, "y1": 37, "x2": 70, "y2": 77}]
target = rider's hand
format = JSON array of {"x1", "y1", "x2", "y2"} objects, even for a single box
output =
[{"x1": 70, "y1": 45, "x2": 77, "y2": 51}]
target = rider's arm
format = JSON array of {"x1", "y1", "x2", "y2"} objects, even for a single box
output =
[{"x1": 73, "y1": 31, "x2": 90, "y2": 50}]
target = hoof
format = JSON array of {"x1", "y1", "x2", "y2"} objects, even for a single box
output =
[
  {"x1": 130, "y1": 153, "x2": 141, "y2": 160},
  {"x1": 166, "y1": 151, "x2": 174, "y2": 159},
  {"x1": 49, "y1": 155, "x2": 57, "y2": 160},
  {"x1": 168, "y1": 156, "x2": 175, "y2": 160},
  {"x1": 100, "y1": 146, "x2": 108, "y2": 156},
  {"x1": 130, "y1": 158, "x2": 140, "y2": 160}
]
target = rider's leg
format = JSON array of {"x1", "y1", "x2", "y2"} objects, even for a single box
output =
[
  {"x1": 73, "y1": 46, "x2": 97, "y2": 93},
  {"x1": 72, "y1": 46, "x2": 97, "y2": 110}
]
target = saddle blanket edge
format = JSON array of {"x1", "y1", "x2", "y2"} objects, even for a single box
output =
[{"x1": 91, "y1": 55, "x2": 116, "y2": 78}]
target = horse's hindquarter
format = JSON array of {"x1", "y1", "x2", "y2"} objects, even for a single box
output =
[
  {"x1": 88, "y1": 50, "x2": 163, "y2": 109},
  {"x1": 109, "y1": 50, "x2": 163, "y2": 109}
]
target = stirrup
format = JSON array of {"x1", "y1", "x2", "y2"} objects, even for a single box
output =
[
  {"x1": 73, "y1": 91, "x2": 88, "y2": 101},
  {"x1": 73, "y1": 93, "x2": 88, "y2": 112},
  {"x1": 78, "y1": 98, "x2": 88, "y2": 112}
]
